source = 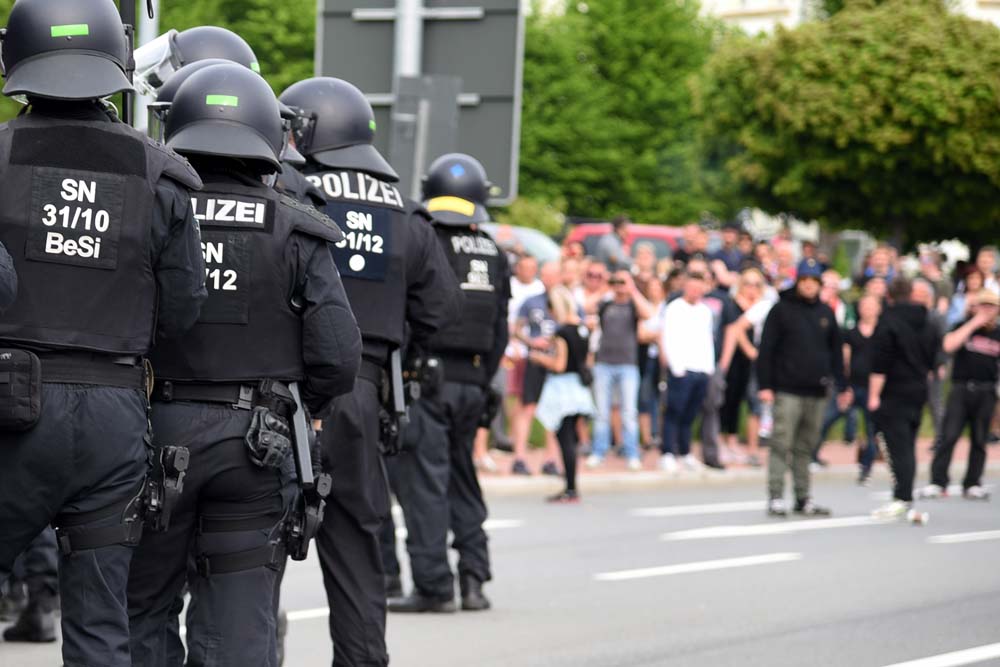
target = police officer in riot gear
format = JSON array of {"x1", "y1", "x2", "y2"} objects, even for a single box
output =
[
  {"x1": 125, "y1": 63, "x2": 362, "y2": 667},
  {"x1": 279, "y1": 76, "x2": 461, "y2": 666},
  {"x1": 134, "y1": 24, "x2": 260, "y2": 96},
  {"x1": 0, "y1": 0, "x2": 207, "y2": 664},
  {"x1": 386, "y1": 153, "x2": 511, "y2": 613}
]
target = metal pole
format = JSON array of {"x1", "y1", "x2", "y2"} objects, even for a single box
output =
[
  {"x1": 393, "y1": 0, "x2": 422, "y2": 84},
  {"x1": 134, "y1": 0, "x2": 160, "y2": 131}
]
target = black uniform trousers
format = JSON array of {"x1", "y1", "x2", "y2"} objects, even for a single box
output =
[
  {"x1": 9, "y1": 526, "x2": 59, "y2": 600},
  {"x1": 317, "y1": 377, "x2": 390, "y2": 667},
  {"x1": 930, "y1": 383, "x2": 997, "y2": 490},
  {"x1": 874, "y1": 396, "x2": 925, "y2": 503},
  {"x1": 386, "y1": 382, "x2": 491, "y2": 599},
  {"x1": 127, "y1": 401, "x2": 295, "y2": 667},
  {"x1": 0, "y1": 383, "x2": 147, "y2": 667}
]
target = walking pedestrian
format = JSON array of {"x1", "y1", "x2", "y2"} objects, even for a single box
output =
[{"x1": 869, "y1": 278, "x2": 942, "y2": 520}]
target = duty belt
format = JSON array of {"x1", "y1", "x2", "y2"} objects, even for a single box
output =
[
  {"x1": 36, "y1": 351, "x2": 144, "y2": 388},
  {"x1": 957, "y1": 380, "x2": 997, "y2": 392},
  {"x1": 436, "y1": 352, "x2": 487, "y2": 385},
  {"x1": 357, "y1": 359, "x2": 384, "y2": 388},
  {"x1": 152, "y1": 380, "x2": 293, "y2": 417}
]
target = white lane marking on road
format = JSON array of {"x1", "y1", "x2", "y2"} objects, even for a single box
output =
[
  {"x1": 879, "y1": 642, "x2": 1000, "y2": 667},
  {"x1": 594, "y1": 552, "x2": 802, "y2": 582},
  {"x1": 395, "y1": 518, "x2": 523, "y2": 539},
  {"x1": 287, "y1": 607, "x2": 331, "y2": 622},
  {"x1": 630, "y1": 501, "x2": 765, "y2": 517},
  {"x1": 927, "y1": 529, "x2": 1000, "y2": 545},
  {"x1": 661, "y1": 515, "x2": 885, "y2": 541}
]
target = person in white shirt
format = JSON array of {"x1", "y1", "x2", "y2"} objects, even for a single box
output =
[{"x1": 659, "y1": 270, "x2": 716, "y2": 473}]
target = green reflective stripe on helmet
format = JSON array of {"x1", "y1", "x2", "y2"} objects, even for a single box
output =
[
  {"x1": 369, "y1": 120, "x2": 376, "y2": 132},
  {"x1": 51, "y1": 24, "x2": 89, "y2": 37},
  {"x1": 250, "y1": 62, "x2": 261, "y2": 73},
  {"x1": 206, "y1": 95, "x2": 239, "y2": 107}
]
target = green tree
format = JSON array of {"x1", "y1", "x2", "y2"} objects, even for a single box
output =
[
  {"x1": 518, "y1": 0, "x2": 717, "y2": 224},
  {"x1": 694, "y1": 0, "x2": 1000, "y2": 246}
]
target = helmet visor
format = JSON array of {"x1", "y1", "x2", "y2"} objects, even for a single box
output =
[{"x1": 146, "y1": 101, "x2": 171, "y2": 143}]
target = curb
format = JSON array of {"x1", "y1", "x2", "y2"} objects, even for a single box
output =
[{"x1": 480, "y1": 461, "x2": 1000, "y2": 497}]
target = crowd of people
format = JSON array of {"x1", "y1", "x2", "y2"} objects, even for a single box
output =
[{"x1": 480, "y1": 217, "x2": 1000, "y2": 510}]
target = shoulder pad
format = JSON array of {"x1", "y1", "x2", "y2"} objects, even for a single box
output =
[
  {"x1": 146, "y1": 136, "x2": 203, "y2": 191},
  {"x1": 280, "y1": 194, "x2": 345, "y2": 243}
]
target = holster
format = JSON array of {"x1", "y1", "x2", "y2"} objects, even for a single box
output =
[{"x1": 142, "y1": 445, "x2": 190, "y2": 533}]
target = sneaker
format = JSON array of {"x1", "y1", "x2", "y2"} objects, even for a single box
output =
[
  {"x1": 872, "y1": 499, "x2": 911, "y2": 520},
  {"x1": 659, "y1": 453, "x2": 678, "y2": 474},
  {"x1": 767, "y1": 498, "x2": 788, "y2": 517},
  {"x1": 585, "y1": 454, "x2": 604, "y2": 469},
  {"x1": 916, "y1": 484, "x2": 947, "y2": 499},
  {"x1": 808, "y1": 460, "x2": 828, "y2": 474},
  {"x1": 475, "y1": 455, "x2": 498, "y2": 473},
  {"x1": 704, "y1": 460, "x2": 726, "y2": 471},
  {"x1": 546, "y1": 490, "x2": 580, "y2": 503},
  {"x1": 541, "y1": 461, "x2": 560, "y2": 476},
  {"x1": 963, "y1": 485, "x2": 991, "y2": 501},
  {"x1": 682, "y1": 454, "x2": 703, "y2": 472},
  {"x1": 511, "y1": 459, "x2": 531, "y2": 476},
  {"x1": 857, "y1": 471, "x2": 872, "y2": 486},
  {"x1": 626, "y1": 457, "x2": 643, "y2": 472},
  {"x1": 794, "y1": 498, "x2": 831, "y2": 516}
]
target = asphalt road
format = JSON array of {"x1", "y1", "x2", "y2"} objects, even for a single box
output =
[{"x1": 4, "y1": 473, "x2": 1000, "y2": 667}]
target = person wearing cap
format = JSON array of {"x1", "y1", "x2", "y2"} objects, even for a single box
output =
[
  {"x1": 919, "y1": 290, "x2": 1000, "y2": 501},
  {"x1": 710, "y1": 221, "x2": 745, "y2": 288},
  {"x1": 280, "y1": 78, "x2": 462, "y2": 662},
  {"x1": 0, "y1": 0, "x2": 208, "y2": 663},
  {"x1": 757, "y1": 258, "x2": 850, "y2": 517},
  {"x1": 386, "y1": 153, "x2": 511, "y2": 614},
  {"x1": 125, "y1": 63, "x2": 361, "y2": 666},
  {"x1": 867, "y1": 278, "x2": 942, "y2": 520}
]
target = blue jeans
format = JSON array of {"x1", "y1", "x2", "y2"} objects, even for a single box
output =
[
  {"x1": 592, "y1": 363, "x2": 640, "y2": 460},
  {"x1": 661, "y1": 372, "x2": 710, "y2": 457},
  {"x1": 815, "y1": 385, "x2": 876, "y2": 472}
]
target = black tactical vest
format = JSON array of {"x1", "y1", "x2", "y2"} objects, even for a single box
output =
[
  {"x1": 430, "y1": 226, "x2": 503, "y2": 356},
  {"x1": 0, "y1": 113, "x2": 200, "y2": 354},
  {"x1": 304, "y1": 167, "x2": 412, "y2": 358},
  {"x1": 151, "y1": 178, "x2": 343, "y2": 382}
]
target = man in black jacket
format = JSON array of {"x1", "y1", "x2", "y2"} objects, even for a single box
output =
[
  {"x1": 758, "y1": 259, "x2": 851, "y2": 517},
  {"x1": 868, "y1": 278, "x2": 943, "y2": 519}
]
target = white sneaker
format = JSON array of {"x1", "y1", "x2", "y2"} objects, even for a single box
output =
[
  {"x1": 808, "y1": 462, "x2": 823, "y2": 474},
  {"x1": 682, "y1": 455, "x2": 703, "y2": 472},
  {"x1": 585, "y1": 454, "x2": 604, "y2": 470},
  {"x1": 917, "y1": 484, "x2": 947, "y2": 499},
  {"x1": 659, "y1": 453, "x2": 678, "y2": 474},
  {"x1": 963, "y1": 485, "x2": 991, "y2": 501},
  {"x1": 626, "y1": 457, "x2": 643, "y2": 472},
  {"x1": 872, "y1": 500, "x2": 911, "y2": 520}
]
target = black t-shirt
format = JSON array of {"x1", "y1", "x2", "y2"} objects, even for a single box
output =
[
  {"x1": 558, "y1": 323, "x2": 590, "y2": 375},
  {"x1": 844, "y1": 326, "x2": 875, "y2": 386},
  {"x1": 951, "y1": 320, "x2": 1000, "y2": 383}
]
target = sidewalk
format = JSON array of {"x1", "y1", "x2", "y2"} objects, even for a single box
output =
[{"x1": 477, "y1": 437, "x2": 1000, "y2": 496}]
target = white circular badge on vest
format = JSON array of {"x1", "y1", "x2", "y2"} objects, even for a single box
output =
[{"x1": 349, "y1": 254, "x2": 366, "y2": 272}]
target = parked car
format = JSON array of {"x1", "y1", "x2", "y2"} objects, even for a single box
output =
[
  {"x1": 481, "y1": 223, "x2": 561, "y2": 264},
  {"x1": 564, "y1": 223, "x2": 683, "y2": 260}
]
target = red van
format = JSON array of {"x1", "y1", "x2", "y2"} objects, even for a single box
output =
[{"x1": 563, "y1": 223, "x2": 686, "y2": 260}]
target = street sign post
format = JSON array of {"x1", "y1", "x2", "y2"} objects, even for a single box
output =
[{"x1": 316, "y1": 0, "x2": 524, "y2": 204}]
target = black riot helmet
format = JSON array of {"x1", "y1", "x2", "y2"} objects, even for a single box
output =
[
  {"x1": 134, "y1": 26, "x2": 258, "y2": 97},
  {"x1": 165, "y1": 63, "x2": 283, "y2": 172},
  {"x1": 279, "y1": 77, "x2": 398, "y2": 182},
  {"x1": 1, "y1": 0, "x2": 132, "y2": 101},
  {"x1": 422, "y1": 153, "x2": 492, "y2": 225}
]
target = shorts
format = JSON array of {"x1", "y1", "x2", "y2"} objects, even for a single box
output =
[
  {"x1": 507, "y1": 357, "x2": 526, "y2": 398},
  {"x1": 522, "y1": 361, "x2": 548, "y2": 405}
]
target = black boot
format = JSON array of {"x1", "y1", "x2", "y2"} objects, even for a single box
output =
[
  {"x1": 3, "y1": 595, "x2": 57, "y2": 643},
  {"x1": 384, "y1": 574, "x2": 403, "y2": 599},
  {"x1": 0, "y1": 583, "x2": 27, "y2": 622},
  {"x1": 459, "y1": 576, "x2": 491, "y2": 612},
  {"x1": 387, "y1": 591, "x2": 456, "y2": 614}
]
